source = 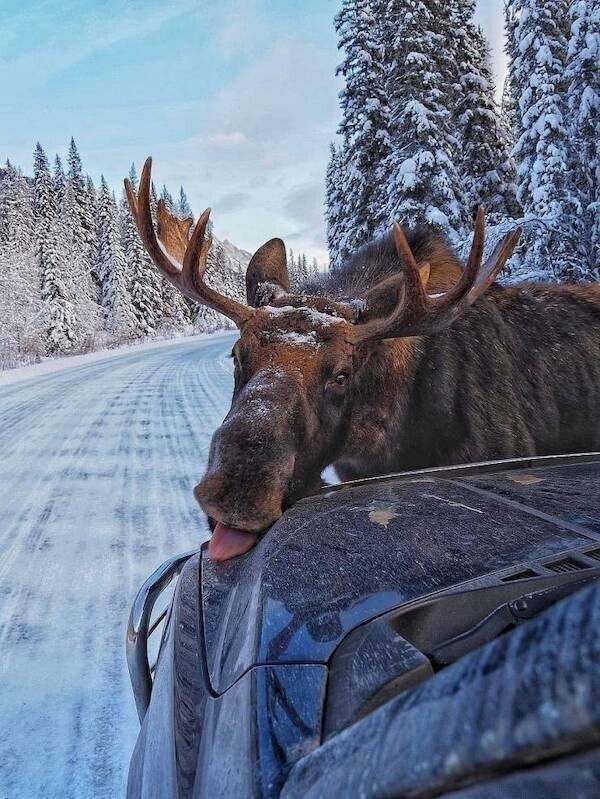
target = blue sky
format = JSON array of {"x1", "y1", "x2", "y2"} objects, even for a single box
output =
[{"x1": 1, "y1": 0, "x2": 506, "y2": 262}]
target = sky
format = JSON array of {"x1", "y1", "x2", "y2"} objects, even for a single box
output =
[{"x1": 1, "y1": 0, "x2": 506, "y2": 263}]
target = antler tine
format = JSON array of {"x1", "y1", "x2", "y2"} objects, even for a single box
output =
[
  {"x1": 469, "y1": 226, "x2": 522, "y2": 300},
  {"x1": 392, "y1": 221, "x2": 431, "y2": 312},
  {"x1": 125, "y1": 158, "x2": 181, "y2": 282},
  {"x1": 354, "y1": 208, "x2": 521, "y2": 343},
  {"x1": 181, "y1": 207, "x2": 212, "y2": 293},
  {"x1": 124, "y1": 156, "x2": 254, "y2": 327}
]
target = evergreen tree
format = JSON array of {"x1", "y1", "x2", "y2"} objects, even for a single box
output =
[
  {"x1": 177, "y1": 186, "x2": 193, "y2": 219},
  {"x1": 0, "y1": 162, "x2": 34, "y2": 253},
  {"x1": 53, "y1": 155, "x2": 66, "y2": 213},
  {"x1": 0, "y1": 164, "x2": 44, "y2": 366},
  {"x1": 325, "y1": 141, "x2": 357, "y2": 268},
  {"x1": 66, "y1": 138, "x2": 96, "y2": 266},
  {"x1": 449, "y1": 1, "x2": 519, "y2": 222},
  {"x1": 34, "y1": 143, "x2": 77, "y2": 352},
  {"x1": 564, "y1": 0, "x2": 600, "y2": 277},
  {"x1": 96, "y1": 177, "x2": 137, "y2": 336},
  {"x1": 334, "y1": 0, "x2": 392, "y2": 245},
  {"x1": 120, "y1": 166, "x2": 163, "y2": 335},
  {"x1": 507, "y1": 0, "x2": 574, "y2": 280},
  {"x1": 381, "y1": 0, "x2": 466, "y2": 239},
  {"x1": 160, "y1": 184, "x2": 175, "y2": 212}
]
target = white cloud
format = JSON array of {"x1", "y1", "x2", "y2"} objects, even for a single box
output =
[{"x1": 206, "y1": 131, "x2": 249, "y2": 147}]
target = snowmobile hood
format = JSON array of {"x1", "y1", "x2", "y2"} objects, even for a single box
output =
[{"x1": 200, "y1": 454, "x2": 600, "y2": 693}]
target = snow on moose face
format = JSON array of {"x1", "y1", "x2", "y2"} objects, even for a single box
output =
[{"x1": 194, "y1": 305, "x2": 356, "y2": 541}]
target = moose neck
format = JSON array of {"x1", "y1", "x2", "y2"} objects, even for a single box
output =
[{"x1": 334, "y1": 284, "x2": 600, "y2": 482}]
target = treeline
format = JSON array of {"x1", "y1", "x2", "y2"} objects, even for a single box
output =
[
  {"x1": 326, "y1": 0, "x2": 599, "y2": 283},
  {"x1": 0, "y1": 139, "x2": 247, "y2": 370}
]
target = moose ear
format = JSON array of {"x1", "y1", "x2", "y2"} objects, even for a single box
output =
[
  {"x1": 246, "y1": 238, "x2": 290, "y2": 307},
  {"x1": 357, "y1": 262, "x2": 431, "y2": 322}
]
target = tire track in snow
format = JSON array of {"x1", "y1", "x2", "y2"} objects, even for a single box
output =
[{"x1": 0, "y1": 333, "x2": 235, "y2": 798}]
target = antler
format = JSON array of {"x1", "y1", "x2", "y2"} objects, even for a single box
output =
[
  {"x1": 353, "y1": 207, "x2": 521, "y2": 342},
  {"x1": 124, "y1": 157, "x2": 254, "y2": 328}
]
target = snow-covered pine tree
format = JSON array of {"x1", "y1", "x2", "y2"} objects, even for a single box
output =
[
  {"x1": 381, "y1": 0, "x2": 466, "y2": 239},
  {"x1": 507, "y1": 0, "x2": 575, "y2": 281},
  {"x1": 177, "y1": 186, "x2": 192, "y2": 219},
  {"x1": 66, "y1": 138, "x2": 97, "y2": 269},
  {"x1": 334, "y1": 0, "x2": 392, "y2": 247},
  {"x1": 95, "y1": 177, "x2": 137, "y2": 336},
  {"x1": 0, "y1": 161, "x2": 34, "y2": 253},
  {"x1": 160, "y1": 184, "x2": 175, "y2": 212},
  {"x1": 0, "y1": 162, "x2": 45, "y2": 367},
  {"x1": 34, "y1": 143, "x2": 78, "y2": 353},
  {"x1": 564, "y1": 0, "x2": 600, "y2": 278},
  {"x1": 53, "y1": 155, "x2": 66, "y2": 214},
  {"x1": 449, "y1": 0, "x2": 519, "y2": 223},
  {"x1": 325, "y1": 141, "x2": 357, "y2": 269},
  {"x1": 120, "y1": 165, "x2": 163, "y2": 336}
]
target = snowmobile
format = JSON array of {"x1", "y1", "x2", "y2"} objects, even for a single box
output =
[{"x1": 126, "y1": 452, "x2": 600, "y2": 798}]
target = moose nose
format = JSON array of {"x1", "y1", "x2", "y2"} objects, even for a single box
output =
[{"x1": 194, "y1": 474, "x2": 284, "y2": 533}]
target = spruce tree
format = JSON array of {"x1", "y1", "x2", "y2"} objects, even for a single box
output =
[
  {"x1": 34, "y1": 143, "x2": 77, "y2": 352},
  {"x1": 0, "y1": 162, "x2": 34, "y2": 253},
  {"x1": 334, "y1": 0, "x2": 392, "y2": 245},
  {"x1": 120, "y1": 166, "x2": 163, "y2": 335},
  {"x1": 564, "y1": 0, "x2": 600, "y2": 277},
  {"x1": 507, "y1": 0, "x2": 574, "y2": 280},
  {"x1": 381, "y1": 0, "x2": 466, "y2": 239},
  {"x1": 177, "y1": 186, "x2": 192, "y2": 219},
  {"x1": 66, "y1": 138, "x2": 96, "y2": 267},
  {"x1": 325, "y1": 142, "x2": 356, "y2": 268},
  {"x1": 96, "y1": 177, "x2": 137, "y2": 336},
  {"x1": 160, "y1": 184, "x2": 175, "y2": 212},
  {"x1": 53, "y1": 155, "x2": 66, "y2": 214},
  {"x1": 449, "y1": 1, "x2": 519, "y2": 222}
]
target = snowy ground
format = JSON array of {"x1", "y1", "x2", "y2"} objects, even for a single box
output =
[{"x1": 0, "y1": 332, "x2": 236, "y2": 798}]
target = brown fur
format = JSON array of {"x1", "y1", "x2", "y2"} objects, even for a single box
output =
[{"x1": 193, "y1": 225, "x2": 600, "y2": 532}]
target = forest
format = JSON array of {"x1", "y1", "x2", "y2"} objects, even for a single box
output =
[
  {"x1": 326, "y1": 0, "x2": 598, "y2": 283},
  {"x1": 0, "y1": 141, "x2": 319, "y2": 370},
  {"x1": 1, "y1": 0, "x2": 597, "y2": 371}
]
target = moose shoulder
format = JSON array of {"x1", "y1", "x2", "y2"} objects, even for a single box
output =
[{"x1": 125, "y1": 158, "x2": 600, "y2": 561}]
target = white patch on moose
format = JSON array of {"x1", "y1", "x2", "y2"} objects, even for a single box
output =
[
  {"x1": 265, "y1": 305, "x2": 346, "y2": 327},
  {"x1": 263, "y1": 330, "x2": 321, "y2": 347}
]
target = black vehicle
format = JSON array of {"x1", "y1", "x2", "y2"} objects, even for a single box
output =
[{"x1": 126, "y1": 453, "x2": 600, "y2": 798}]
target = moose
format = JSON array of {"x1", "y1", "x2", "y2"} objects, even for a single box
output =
[{"x1": 125, "y1": 158, "x2": 600, "y2": 561}]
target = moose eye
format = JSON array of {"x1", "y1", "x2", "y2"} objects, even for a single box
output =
[{"x1": 333, "y1": 371, "x2": 349, "y2": 386}]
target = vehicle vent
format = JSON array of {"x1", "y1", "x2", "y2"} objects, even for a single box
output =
[
  {"x1": 500, "y1": 569, "x2": 539, "y2": 582},
  {"x1": 584, "y1": 548, "x2": 600, "y2": 562},
  {"x1": 544, "y1": 557, "x2": 590, "y2": 574}
]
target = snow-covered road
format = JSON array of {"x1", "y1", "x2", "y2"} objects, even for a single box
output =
[{"x1": 0, "y1": 333, "x2": 236, "y2": 798}]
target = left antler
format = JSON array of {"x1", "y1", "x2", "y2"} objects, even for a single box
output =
[
  {"x1": 124, "y1": 157, "x2": 254, "y2": 328},
  {"x1": 353, "y1": 207, "x2": 521, "y2": 342}
]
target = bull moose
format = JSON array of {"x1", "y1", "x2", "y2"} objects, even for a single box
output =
[{"x1": 125, "y1": 158, "x2": 600, "y2": 561}]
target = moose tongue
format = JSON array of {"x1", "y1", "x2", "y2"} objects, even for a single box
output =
[{"x1": 208, "y1": 522, "x2": 258, "y2": 562}]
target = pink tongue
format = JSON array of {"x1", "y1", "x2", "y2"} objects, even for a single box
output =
[{"x1": 208, "y1": 522, "x2": 258, "y2": 562}]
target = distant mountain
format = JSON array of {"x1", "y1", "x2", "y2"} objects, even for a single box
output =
[{"x1": 220, "y1": 238, "x2": 252, "y2": 272}]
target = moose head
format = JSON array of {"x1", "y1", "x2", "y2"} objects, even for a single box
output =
[{"x1": 125, "y1": 157, "x2": 520, "y2": 560}]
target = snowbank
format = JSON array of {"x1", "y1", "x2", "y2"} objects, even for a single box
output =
[{"x1": 0, "y1": 329, "x2": 235, "y2": 388}]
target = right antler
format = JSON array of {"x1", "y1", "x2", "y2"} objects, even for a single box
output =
[
  {"x1": 124, "y1": 157, "x2": 254, "y2": 328},
  {"x1": 354, "y1": 207, "x2": 522, "y2": 342}
]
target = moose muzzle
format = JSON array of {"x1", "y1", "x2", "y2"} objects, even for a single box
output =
[{"x1": 194, "y1": 372, "x2": 299, "y2": 560}]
